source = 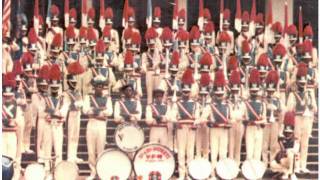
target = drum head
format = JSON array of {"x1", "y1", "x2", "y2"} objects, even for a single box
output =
[
  {"x1": 216, "y1": 158, "x2": 239, "y2": 180},
  {"x1": 188, "y1": 158, "x2": 212, "y2": 180},
  {"x1": 96, "y1": 149, "x2": 132, "y2": 180},
  {"x1": 25, "y1": 163, "x2": 45, "y2": 180},
  {"x1": 133, "y1": 144, "x2": 175, "y2": 180},
  {"x1": 241, "y1": 160, "x2": 266, "y2": 180},
  {"x1": 115, "y1": 123, "x2": 145, "y2": 152},
  {"x1": 54, "y1": 161, "x2": 78, "y2": 180},
  {"x1": 2, "y1": 156, "x2": 14, "y2": 180}
]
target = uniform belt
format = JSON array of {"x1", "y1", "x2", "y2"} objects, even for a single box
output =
[
  {"x1": 150, "y1": 124, "x2": 167, "y2": 128},
  {"x1": 2, "y1": 127, "x2": 17, "y2": 132}
]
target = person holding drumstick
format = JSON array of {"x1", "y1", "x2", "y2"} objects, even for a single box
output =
[{"x1": 83, "y1": 75, "x2": 113, "y2": 180}]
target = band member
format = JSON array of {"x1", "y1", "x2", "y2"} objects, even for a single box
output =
[
  {"x1": 262, "y1": 70, "x2": 282, "y2": 166},
  {"x1": 188, "y1": 26, "x2": 202, "y2": 81},
  {"x1": 244, "y1": 68, "x2": 267, "y2": 161},
  {"x1": 83, "y1": 75, "x2": 113, "y2": 179},
  {"x1": 114, "y1": 84, "x2": 142, "y2": 123},
  {"x1": 152, "y1": 7, "x2": 163, "y2": 52},
  {"x1": 270, "y1": 111, "x2": 299, "y2": 179},
  {"x1": 2, "y1": 72, "x2": 20, "y2": 179},
  {"x1": 31, "y1": 65, "x2": 50, "y2": 161},
  {"x1": 121, "y1": 27, "x2": 133, "y2": 52},
  {"x1": 121, "y1": 7, "x2": 139, "y2": 49},
  {"x1": 21, "y1": 52, "x2": 38, "y2": 154},
  {"x1": 217, "y1": 32, "x2": 232, "y2": 71},
  {"x1": 64, "y1": 25, "x2": 79, "y2": 65},
  {"x1": 203, "y1": 21, "x2": 219, "y2": 56},
  {"x1": 43, "y1": 64, "x2": 68, "y2": 170},
  {"x1": 113, "y1": 51, "x2": 143, "y2": 98},
  {"x1": 287, "y1": 63, "x2": 317, "y2": 173},
  {"x1": 203, "y1": 9, "x2": 215, "y2": 44},
  {"x1": 303, "y1": 25, "x2": 318, "y2": 67},
  {"x1": 286, "y1": 25, "x2": 298, "y2": 60},
  {"x1": 64, "y1": 61, "x2": 85, "y2": 162},
  {"x1": 146, "y1": 87, "x2": 171, "y2": 146},
  {"x1": 102, "y1": 26, "x2": 119, "y2": 68},
  {"x1": 252, "y1": 13, "x2": 265, "y2": 56},
  {"x1": 143, "y1": 27, "x2": 160, "y2": 104},
  {"x1": 177, "y1": 9, "x2": 187, "y2": 31},
  {"x1": 228, "y1": 70, "x2": 247, "y2": 166},
  {"x1": 201, "y1": 70, "x2": 231, "y2": 177},
  {"x1": 235, "y1": 11, "x2": 251, "y2": 51},
  {"x1": 46, "y1": 5, "x2": 63, "y2": 53},
  {"x1": 176, "y1": 30, "x2": 190, "y2": 68},
  {"x1": 199, "y1": 52, "x2": 214, "y2": 78},
  {"x1": 256, "y1": 53, "x2": 272, "y2": 97},
  {"x1": 104, "y1": 7, "x2": 120, "y2": 53},
  {"x1": 87, "y1": 8, "x2": 99, "y2": 37},
  {"x1": 196, "y1": 73, "x2": 211, "y2": 159},
  {"x1": 28, "y1": 28, "x2": 45, "y2": 66},
  {"x1": 171, "y1": 69, "x2": 201, "y2": 179},
  {"x1": 216, "y1": 9, "x2": 234, "y2": 52}
]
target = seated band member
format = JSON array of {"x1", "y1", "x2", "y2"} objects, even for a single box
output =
[
  {"x1": 146, "y1": 87, "x2": 171, "y2": 146},
  {"x1": 270, "y1": 111, "x2": 299, "y2": 180},
  {"x1": 83, "y1": 75, "x2": 113, "y2": 180}
]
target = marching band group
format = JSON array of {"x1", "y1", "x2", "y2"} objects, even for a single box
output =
[{"x1": 2, "y1": 2, "x2": 318, "y2": 180}]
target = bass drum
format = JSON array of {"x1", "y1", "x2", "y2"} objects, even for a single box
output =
[
  {"x1": 241, "y1": 160, "x2": 266, "y2": 180},
  {"x1": 96, "y1": 149, "x2": 132, "y2": 180},
  {"x1": 188, "y1": 158, "x2": 212, "y2": 180},
  {"x1": 2, "y1": 156, "x2": 14, "y2": 180},
  {"x1": 216, "y1": 158, "x2": 239, "y2": 180},
  {"x1": 114, "y1": 122, "x2": 145, "y2": 152},
  {"x1": 54, "y1": 161, "x2": 79, "y2": 180},
  {"x1": 25, "y1": 163, "x2": 46, "y2": 180},
  {"x1": 133, "y1": 144, "x2": 175, "y2": 180}
]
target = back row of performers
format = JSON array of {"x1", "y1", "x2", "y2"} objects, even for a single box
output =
[{"x1": 2, "y1": 4, "x2": 318, "y2": 180}]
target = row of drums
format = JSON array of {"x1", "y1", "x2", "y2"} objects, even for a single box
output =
[{"x1": 3, "y1": 122, "x2": 267, "y2": 180}]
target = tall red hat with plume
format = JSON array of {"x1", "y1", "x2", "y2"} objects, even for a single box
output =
[
  {"x1": 21, "y1": 52, "x2": 34, "y2": 72},
  {"x1": 204, "y1": 21, "x2": 215, "y2": 38},
  {"x1": 265, "y1": 70, "x2": 279, "y2": 91},
  {"x1": 302, "y1": 40, "x2": 313, "y2": 59},
  {"x1": 87, "y1": 27, "x2": 97, "y2": 46},
  {"x1": 124, "y1": 51, "x2": 134, "y2": 71},
  {"x1": 176, "y1": 30, "x2": 189, "y2": 48},
  {"x1": 28, "y1": 28, "x2": 38, "y2": 51},
  {"x1": 153, "y1": 7, "x2": 161, "y2": 23},
  {"x1": 51, "y1": 34, "x2": 62, "y2": 53},
  {"x1": 130, "y1": 32, "x2": 141, "y2": 51},
  {"x1": 227, "y1": 56, "x2": 239, "y2": 73},
  {"x1": 127, "y1": 7, "x2": 135, "y2": 22},
  {"x1": 51, "y1": 4, "x2": 60, "y2": 21},
  {"x1": 69, "y1": 8, "x2": 77, "y2": 23},
  {"x1": 199, "y1": 72, "x2": 211, "y2": 95},
  {"x1": 95, "y1": 39, "x2": 105, "y2": 59},
  {"x1": 283, "y1": 111, "x2": 295, "y2": 132},
  {"x1": 296, "y1": 62, "x2": 308, "y2": 83},
  {"x1": 241, "y1": 40, "x2": 251, "y2": 59},
  {"x1": 178, "y1": 9, "x2": 186, "y2": 25},
  {"x1": 67, "y1": 61, "x2": 85, "y2": 82},
  {"x1": 273, "y1": 43, "x2": 287, "y2": 62},
  {"x1": 161, "y1": 27, "x2": 173, "y2": 46},
  {"x1": 199, "y1": 53, "x2": 212, "y2": 72},
  {"x1": 102, "y1": 26, "x2": 111, "y2": 43},
  {"x1": 38, "y1": 65, "x2": 50, "y2": 85},
  {"x1": 105, "y1": 7, "x2": 114, "y2": 24},
  {"x1": 66, "y1": 25, "x2": 76, "y2": 44},
  {"x1": 213, "y1": 69, "x2": 226, "y2": 94},
  {"x1": 181, "y1": 68, "x2": 194, "y2": 92},
  {"x1": 88, "y1": 8, "x2": 95, "y2": 24},
  {"x1": 249, "y1": 68, "x2": 261, "y2": 91},
  {"x1": 170, "y1": 50, "x2": 180, "y2": 72},
  {"x1": 145, "y1": 27, "x2": 158, "y2": 45},
  {"x1": 190, "y1": 26, "x2": 201, "y2": 46},
  {"x1": 257, "y1": 53, "x2": 271, "y2": 74},
  {"x1": 49, "y1": 64, "x2": 62, "y2": 87},
  {"x1": 3, "y1": 72, "x2": 16, "y2": 96},
  {"x1": 229, "y1": 70, "x2": 241, "y2": 90}
]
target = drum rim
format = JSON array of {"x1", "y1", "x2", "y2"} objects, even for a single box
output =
[
  {"x1": 215, "y1": 158, "x2": 239, "y2": 180},
  {"x1": 133, "y1": 143, "x2": 175, "y2": 179},
  {"x1": 187, "y1": 157, "x2": 212, "y2": 179},
  {"x1": 114, "y1": 122, "x2": 145, "y2": 152},
  {"x1": 25, "y1": 163, "x2": 46, "y2": 178},
  {"x1": 54, "y1": 160, "x2": 79, "y2": 175},
  {"x1": 241, "y1": 159, "x2": 266, "y2": 179},
  {"x1": 96, "y1": 148, "x2": 133, "y2": 179}
]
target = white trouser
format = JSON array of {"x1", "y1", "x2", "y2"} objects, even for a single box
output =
[
  {"x1": 43, "y1": 121, "x2": 63, "y2": 170},
  {"x1": 67, "y1": 111, "x2": 81, "y2": 161},
  {"x1": 245, "y1": 125, "x2": 264, "y2": 160},
  {"x1": 177, "y1": 126, "x2": 196, "y2": 178},
  {"x1": 86, "y1": 119, "x2": 106, "y2": 177},
  {"x1": 15, "y1": 114, "x2": 25, "y2": 163},
  {"x1": 23, "y1": 104, "x2": 34, "y2": 151},
  {"x1": 228, "y1": 122, "x2": 244, "y2": 166},
  {"x1": 149, "y1": 127, "x2": 168, "y2": 147},
  {"x1": 37, "y1": 118, "x2": 46, "y2": 160},
  {"x1": 294, "y1": 115, "x2": 313, "y2": 170},
  {"x1": 196, "y1": 125, "x2": 209, "y2": 159},
  {"x1": 262, "y1": 122, "x2": 280, "y2": 164},
  {"x1": 146, "y1": 71, "x2": 161, "y2": 104},
  {"x1": 210, "y1": 127, "x2": 229, "y2": 175}
]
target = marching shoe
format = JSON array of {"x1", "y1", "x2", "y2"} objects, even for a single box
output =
[
  {"x1": 300, "y1": 168, "x2": 311, "y2": 173},
  {"x1": 290, "y1": 173, "x2": 298, "y2": 180}
]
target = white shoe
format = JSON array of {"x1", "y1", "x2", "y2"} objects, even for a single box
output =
[
  {"x1": 24, "y1": 149, "x2": 34, "y2": 154},
  {"x1": 281, "y1": 174, "x2": 289, "y2": 179},
  {"x1": 290, "y1": 173, "x2": 298, "y2": 180},
  {"x1": 300, "y1": 168, "x2": 311, "y2": 173},
  {"x1": 294, "y1": 167, "x2": 301, "y2": 173}
]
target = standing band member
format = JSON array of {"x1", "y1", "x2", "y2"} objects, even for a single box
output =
[
  {"x1": 64, "y1": 61, "x2": 85, "y2": 162},
  {"x1": 244, "y1": 69, "x2": 267, "y2": 161},
  {"x1": 83, "y1": 75, "x2": 113, "y2": 179},
  {"x1": 171, "y1": 69, "x2": 200, "y2": 179},
  {"x1": 146, "y1": 87, "x2": 171, "y2": 146}
]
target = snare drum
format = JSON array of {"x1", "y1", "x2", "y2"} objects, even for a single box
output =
[
  {"x1": 115, "y1": 122, "x2": 145, "y2": 152},
  {"x1": 54, "y1": 161, "x2": 78, "y2": 180},
  {"x1": 216, "y1": 158, "x2": 239, "y2": 180},
  {"x1": 2, "y1": 156, "x2": 14, "y2": 180},
  {"x1": 25, "y1": 163, "x2": 45, "y2": 180},
  {"x1": 133, "y1": 144, "x2": 175, "y2": 180},
  {"x1": 96, "y1": 149, "x2": 132, "y2": 180},
  {"x1": 241, "y1": 160, "x2": 266, "y2": 180},
  {"x1": 188, "y1": 158, "x2": 211, "y2": 180}
]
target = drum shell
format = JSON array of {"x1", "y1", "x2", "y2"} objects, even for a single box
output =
[
  {"x1": 215, "y1": 158, "x2": 239, "y2": 180},
  {"x1": 133, "y1": 143, "x2": 175, "y2": 180},
  {"x1": 96, "y1": 148, "x2": 132, "y2": 180},
  {"x1": 241, "y1": 160, "x2": 266, "y2": 180},
  {"x1": 188, "y1": 158, "x2": 212, "y2": 180},
  {"x1": 54, "y1": 161, "x2": 79, "y2": 180},
  {"x1": 114, "y1": 122, "x2": 145, "y2": 152},
  {"x1": 25, "y1": 163, "x2": 46, "y2": 180},
  {"x1": 2, "y1": 156, "x2": 14, "y2": 180}
]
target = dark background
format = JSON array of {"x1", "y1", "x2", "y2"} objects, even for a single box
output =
[{"x1": 7, "y1": 0, "x2": 318, "y2": 47}]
